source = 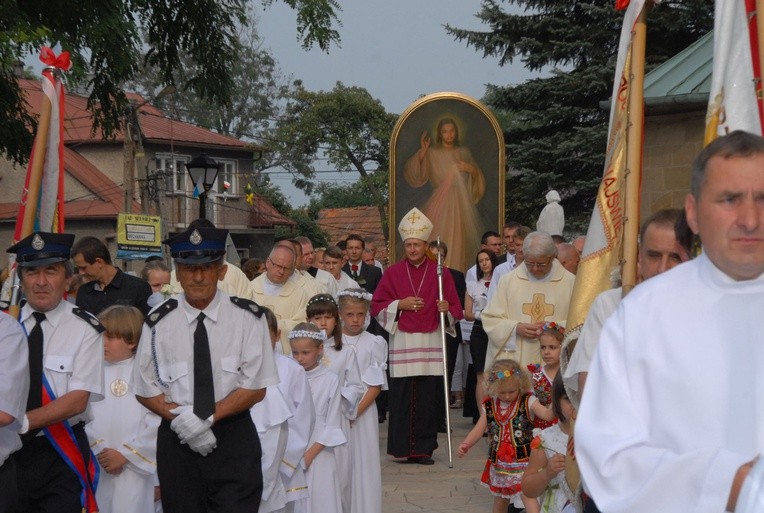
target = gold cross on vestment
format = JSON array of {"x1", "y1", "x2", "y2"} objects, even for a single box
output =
[
  {"x1": 407, "y1": 211, "x2": 421, "y2": 223},
  {"x1": 522, "y1": 293, "x2": 554, "y2": 324}
]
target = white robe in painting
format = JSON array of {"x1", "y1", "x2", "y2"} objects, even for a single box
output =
[
  {"x1": 343, "y1": 331, "x2": 388, "y2": 513},
  {"x1": 86, "y1": 357, "x2": 160, "y2": 513},
  {"x1": 576, "y1": 254, "x2": 764, "y2": 513},
  {"x1": 403, "y1": 144, "x2": 485, "y2": 272},
  {"x1": 296, "y1": 365, "x2": 346, "y2": 513},
  {"x1": 251, "y1": 353, "x2": 315, "y2": 513},
  {"x1": 321, "y1": 339, "x2": 364, "y2": 513}
]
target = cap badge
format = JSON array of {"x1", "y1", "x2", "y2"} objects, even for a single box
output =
[
  {"x1": 189, "y1": 229, "x2": 203, "y2": 246},
  {"x1": 31, "y1": 234, "x2": 45, "y2": 250}
]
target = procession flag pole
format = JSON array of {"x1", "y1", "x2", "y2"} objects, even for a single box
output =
[
  {"x1": 435, "y1": 236, "x2": 454, "y2": 468},
  {"x1": 7, "y1": 47, "x2": 70, "y2": 318},
  {"x1": 559, "y1": 0, "x2": 650, "y2": 494},
  {"x1": 620, "y1": 3, "x2": 648, "y2": 296}
]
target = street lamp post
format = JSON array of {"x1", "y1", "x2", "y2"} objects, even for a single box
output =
[{"x1": 185, "y1": 153, "x2": 221, "y2": 220}]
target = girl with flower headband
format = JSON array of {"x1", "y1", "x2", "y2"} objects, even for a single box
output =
[
  {"x1": 457, "y1": 359, "x2": 555, "y2": 513},
  {"x1": 305, "y1": 294, "x2": 363, "y2": 513},
  {"x1": 465, "y1": 249, "x2": 500, "y2": 414},
  {"x1": 288, "y1": 322, "x2": 345, "y2": 513},
  {"x1": 521, "y1": 374, "x2": 577, "y2": 513},
  {"x1": 528, "y1": 322, "x2": 565, "y2": 429},
  {"x1": 337, "y1": 288, "x2": 387, "y2": 513}
]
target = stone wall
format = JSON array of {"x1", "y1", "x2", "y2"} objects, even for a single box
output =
[{"x1": 641, "y1": 110, "x2": 705, "y2": 223}]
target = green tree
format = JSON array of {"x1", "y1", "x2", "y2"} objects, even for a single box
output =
[
  {"x1": 446, "y1": 0, "x2": 713, "y2": 232},
  {"x1": 248, "y1": 175, "x2": 329, "y2": 245},
  {"x1": 0, "y1": 0, "x2": 341, "y2": 165},
  {"x1": 127, "y1": 12, "x2": 291, "y2": 140},
  {"x1": 263, "y1": 81, "x2": 397, "y2": 196}
]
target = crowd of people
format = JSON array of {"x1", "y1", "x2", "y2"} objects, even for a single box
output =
[{"x1": 0, "y1": 130, "x2": 762, "y2": 513}]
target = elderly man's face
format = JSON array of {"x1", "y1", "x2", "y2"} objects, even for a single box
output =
[
  {"x1": 146, "y1": 269, "x2": 171, "y2": 293},
  {"x1": 21, "y1": 263, "x2": 69, "y2": 312},
  {"x1": 363, "y1": 250, "x2": 375, "y2": 267},
  {"x1": 686, "y1": 154, "x2": 764, "y2": 281},
  {"x1": 404, "y1": 239, "x2": 428, "y2": 265},
  {"x1": 524, "y1": 254, "x2": 555, "y2": 279},
  {"x1": 176, "y1": 261, "x2": 227, "y2": 309},
  {"x1": 266, "y1": 247, "x2": 295, "y2": 284}
]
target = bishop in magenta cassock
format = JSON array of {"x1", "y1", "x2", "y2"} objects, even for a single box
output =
[{"x1": 371, "y1": 208, "x2": 463, "y2": 465}]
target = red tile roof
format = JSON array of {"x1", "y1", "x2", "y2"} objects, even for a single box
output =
[
  {"x1": 317, "y1": 206, "x2": 388, "y2": 262},
  {"x1": 249, "y1": 194, "x2": 296, "y2": 228},
  {"x1": 0, "y1": 147, "x2": 138, "y2": 221},
  {"x1": 19, "y1": 79, "x2": 249, "y2": 149}
]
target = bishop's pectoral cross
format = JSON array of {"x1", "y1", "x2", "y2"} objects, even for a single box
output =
[{"x1": 522, "y1": 293, "x2": 554, "y2": 323}]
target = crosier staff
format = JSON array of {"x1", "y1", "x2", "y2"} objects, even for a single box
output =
[{"x1": 435, "y1": 236, "x2": 454, "y2": 468}]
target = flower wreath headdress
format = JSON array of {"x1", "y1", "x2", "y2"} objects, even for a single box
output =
[
  {"x1": 487, "y1": 367, "x2": 519, "y2": 384},
  {"x1": 337, "y1": 289, "x2": 372, "y2": 302},
  {"x1": 288, "y1": 329, "x2": 325, "y2": 342},
  {"x1": 307, "y1": 294, "x2": 336, "y2": 308},
  {"x1": 541, "y1": 321, "x2": 565, "y2": 336}
]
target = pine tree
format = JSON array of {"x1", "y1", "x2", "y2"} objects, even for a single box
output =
[{"x1": 446, "y1": 0, "x2": 713, "y2": 232}]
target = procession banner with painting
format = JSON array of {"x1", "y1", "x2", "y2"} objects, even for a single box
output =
[
  {"x1": 563, "y1": 0, "x2": 646, "y2": 343},
  {"x1": 560, "y1": 0, "x2": 648, "y2": 495},
  {"x1": 389, "y1": 93, "x2": 505, "y2": 273}
]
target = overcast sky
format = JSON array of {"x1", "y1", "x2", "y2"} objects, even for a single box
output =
[{"x1": 256, "y1": 1, "x2": 534, "y2": 205}]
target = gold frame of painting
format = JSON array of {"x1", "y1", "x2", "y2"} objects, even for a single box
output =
[{"x1": 389, "y1": 92, "x2": 505, "y2": 272}]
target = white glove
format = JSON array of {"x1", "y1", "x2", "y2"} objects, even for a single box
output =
[
  {"x1": 186, "y1": 429, "x2": 217, "y2": 456},
  {"x1": 19, "y1": 414, "x2": 29, "y2": 434},
  {"x1": 170, "y1": 406, "x2": 213, "y2": 443}
]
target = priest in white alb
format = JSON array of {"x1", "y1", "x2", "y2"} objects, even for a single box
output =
[
  {"x1": 481, "y1": 231, "x2": 575, "y2": 371},
  {"x1": 251, "y1": 244, "x2": 311, "y2": 354}
]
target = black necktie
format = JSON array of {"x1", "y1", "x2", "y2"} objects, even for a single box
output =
[
  {"x1": 26, "y1": 312, "x2": 46, "y2": 413},
  {"x1": 193, "y1": 313, "x2": 215, "y2": 420}
]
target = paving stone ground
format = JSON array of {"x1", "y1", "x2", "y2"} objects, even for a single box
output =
[{"x1": 380, "y1": 411, "x2": 498, "y2": 513}]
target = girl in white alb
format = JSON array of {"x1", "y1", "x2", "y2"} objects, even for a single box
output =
[
  {"x1": 306, "y1": 294, "x2": 364, "y2": 513},
  {"x1": 337, "y1": 289, "x2": 387, "y2": 513},
  {"x1": 289, "y1": 323, "x2": 345, "y2": 513}
]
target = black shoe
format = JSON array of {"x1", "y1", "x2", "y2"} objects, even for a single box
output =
[{"x1": 406, "y1": 456, "x2": 434, "y2": 465}]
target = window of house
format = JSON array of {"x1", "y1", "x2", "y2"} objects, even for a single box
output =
[
  {"x1": 215, "y1": 159, "x2": 238, "y2": 195},
  {"x1": 156, "y1": 154, "x2": 190, "y2": 194}
]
